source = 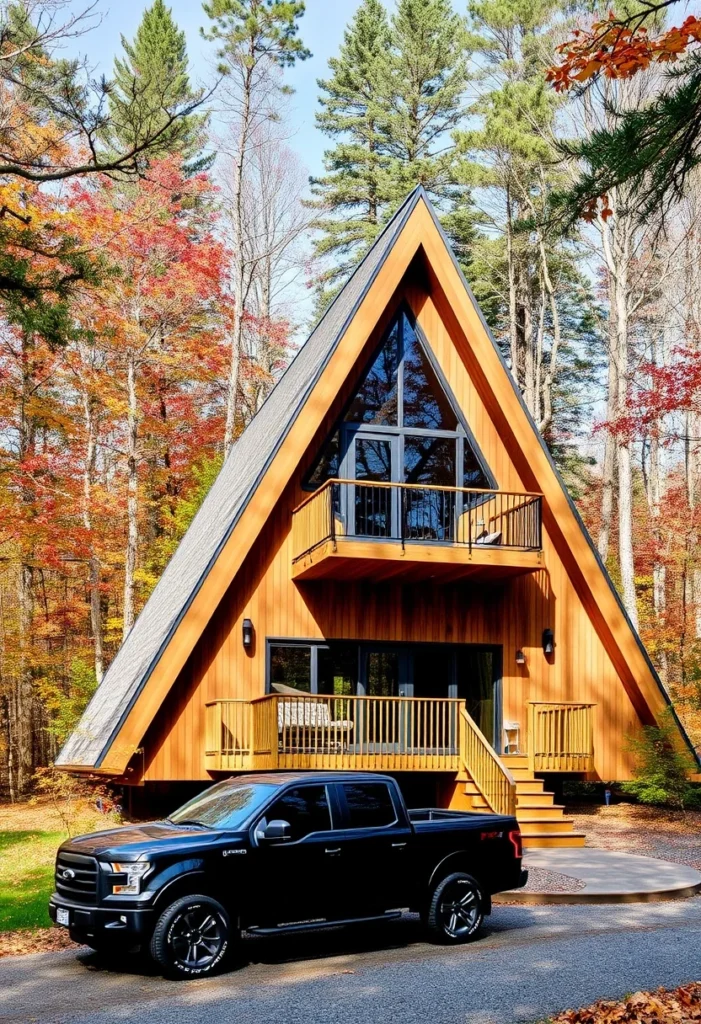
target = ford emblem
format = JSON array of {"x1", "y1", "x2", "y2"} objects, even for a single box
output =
[{"x1": 61, "y1": 868, "x2": 75, "y2": 880}]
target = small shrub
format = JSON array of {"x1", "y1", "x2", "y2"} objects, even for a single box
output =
[
  {"x1": 622, "y1": 710, "x2": 701, "y2": 811},
  {"x1": 32, "y1": 766, "x2": 110, "y2": 837}
]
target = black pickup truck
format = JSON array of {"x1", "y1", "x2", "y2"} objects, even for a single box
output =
[{"x1": 49, "y1": 772, "x2": 527, "y2": 978}]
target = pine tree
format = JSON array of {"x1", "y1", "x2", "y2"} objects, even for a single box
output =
[
  {"x1": 377, "y1": 0, "x2": 470, "y2": 205},
  {"x1": 108, "y1": 0, "x2": 208, "y2": 167},
  {"x1": 310, "y1": 0, "x2": 391, "y2": 295}
]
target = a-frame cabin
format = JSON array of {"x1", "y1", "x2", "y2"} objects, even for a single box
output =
[{"x1": 58, "y1": 187, "x2": 695, "y2": 848}]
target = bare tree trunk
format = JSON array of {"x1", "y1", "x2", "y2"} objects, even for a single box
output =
[
  {"x1": 537, "y1": 237, "x2": 562, "y2": 435},
  {"x1": 506, "y1": 188, "x2": 519, "y2": 381},
  {"x1": 80, "y1": 383, "x2": 104, "y2": 681},
  {"x1": 598, "y1": 350, "x2": 617, "y2": 562},
  {"x1": 123, "y1": 348, "x2": 138, "y2": 639},
  {"x1": 613, "y1": 254, "x2": 638, "y2": 629},
  {"x1": 16, "y1": 330, "x2": 37, "y2": 793},
  {"x1": 224, "y1": 64, "x2": 254, "y2": 458}
]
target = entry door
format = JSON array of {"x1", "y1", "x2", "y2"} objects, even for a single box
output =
[
  {"x1": 346, "y1": 432, "x2": 399, "y2": 539},
  {"x1": 454, "y1": 647, "x2": 501, "y2": 751},
  {"x1": 359, "y1": 648, "x2": 412, "y2": 751}
]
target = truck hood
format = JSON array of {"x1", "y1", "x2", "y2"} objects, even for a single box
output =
[{"x1": 60, "y1": 821, "x2": 227, "y2": 859}]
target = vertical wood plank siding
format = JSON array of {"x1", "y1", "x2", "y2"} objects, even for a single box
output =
[{"x1": 140, "y1": 278, "x2": 643, "y2": 783}]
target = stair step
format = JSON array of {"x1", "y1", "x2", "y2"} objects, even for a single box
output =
[
  {"x1": 502, "y1": 754, "x2": 530, "y2": 766},
  {"x1": 516, "y1": 794, "x2": 555, "y2": 808},
  {"x1": 516, "y1": 817, "x2": 577, "y2": 833},
  {"x1": 509, "y1": 768, "x2": 537, "y2": 780},
  {"x1": 521, "y1": 831, "x2": 586, "y2": 849},
  {"x1": 515, "y1": 803, "x2": 564, "y2": 818},
  {"x1": 514, "y1": 781, "x2": 546, "y2": 794}
]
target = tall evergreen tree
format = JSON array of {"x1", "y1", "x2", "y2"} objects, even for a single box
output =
[
  {"x1": 108, "y1": 0, "x2": 208, "y2": 167},
  {"x1": 376, "y1": 0, "x2": 470, "y2": 204},
  {"x1": 310, "y1": 0, "x2": 391, "y2": 295},
  {"x1": 311, "y1": 0, "x2": 472, "y2": 313}
]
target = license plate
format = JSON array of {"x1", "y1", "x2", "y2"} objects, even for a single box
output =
[{"x1": 56, "y1": 907, "x2": 69, "y2": 927}]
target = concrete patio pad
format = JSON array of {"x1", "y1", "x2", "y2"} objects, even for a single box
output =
[{"x1": 494, "y1": 848, "x2": 701, "y2": 904}]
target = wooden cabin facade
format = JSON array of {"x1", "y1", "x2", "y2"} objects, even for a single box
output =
[{"x1": 58, "y1": 188, "x2": 695, "y2": 849}]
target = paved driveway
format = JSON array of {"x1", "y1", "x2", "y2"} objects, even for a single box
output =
[{"x1": 2, "y1": 901, "x2": 701, "y2": 1024}]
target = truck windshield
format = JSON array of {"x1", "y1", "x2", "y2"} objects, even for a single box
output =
[{"x1": 168, "y1": 781, "x2": 278, "y2": 830}]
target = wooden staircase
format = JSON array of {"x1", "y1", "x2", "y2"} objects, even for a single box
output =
[{"x1": 462, "y1": 754, "x2": 585, "y2": 848}]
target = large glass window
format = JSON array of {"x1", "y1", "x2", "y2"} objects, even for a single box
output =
[
  {"x1": 318, "y1": 644, "x2": 357, "y2": 696},
  {"x1": 270, "y1": 646, "x2": 311, "y2": 693},
  {"x1": 345, "y1": 320, "x2": 399, "y2": 425},
  {"x1": 305, "y1": 307, "x2": 493, "y2": 495},
  {"x1": 402, "y1": 317, "x2": 457, "y2": 430}
]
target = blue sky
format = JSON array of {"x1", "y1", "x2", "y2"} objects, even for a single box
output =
[{"x1": 69, "y1": 0, "x2": 373, "y2": 182}]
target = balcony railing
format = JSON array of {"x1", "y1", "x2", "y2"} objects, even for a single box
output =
[
  {"x1": 527, "y1": 702, "x2": 596, "y2": 773},
  {"x1": 205, "y1": 694, "x2": 516, "y2": 815},
  {"x1": 292, "y1": 480, "x2": 542, "y2": 565}
]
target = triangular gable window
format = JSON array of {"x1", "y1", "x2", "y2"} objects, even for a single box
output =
[{"x1": 306, "y1": 308, "x2": 494, "y2": 492}]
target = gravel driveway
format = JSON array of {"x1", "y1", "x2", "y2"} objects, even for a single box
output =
[{"x1": 2, "y1": 900, "x2": 701, "y2": 1024}]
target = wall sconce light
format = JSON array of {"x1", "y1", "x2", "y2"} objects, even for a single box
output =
[
  {"x1": 542, "y1": 628, "x2": 554, "y2": 655},
  {"x1": 515, "y1": 649, "x2": 526, "y2": 665},
  {"x1": 242, "y1": 617, "x2": 253, "y2": 649}
]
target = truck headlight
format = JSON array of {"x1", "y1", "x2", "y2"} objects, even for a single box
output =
[{"x1": 110, "y1": 862, "x2": 151, "y2": 895}]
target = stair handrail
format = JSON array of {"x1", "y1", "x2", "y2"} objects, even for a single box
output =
[{"x1": 459, "y1": 706, "x2": 517, "y2": 817}]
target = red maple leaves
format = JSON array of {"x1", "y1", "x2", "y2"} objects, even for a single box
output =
[{"x1": 547, "y1": 11, "x2": 701, "y2": 92}]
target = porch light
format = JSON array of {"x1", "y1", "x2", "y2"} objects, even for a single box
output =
[
  {"x1": 242, "y1": 618, "x2": 254, "y2": 649},
  {"x1": 515, "y1": 649, "x2": 526, "y2": 665},
  {"x1": 542, "y1": 628, "x2": 554, "y2": 655}
]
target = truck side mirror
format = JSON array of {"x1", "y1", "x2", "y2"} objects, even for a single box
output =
[{"x1": 260, "y1": 819, "x2": 292, "y2": 843}]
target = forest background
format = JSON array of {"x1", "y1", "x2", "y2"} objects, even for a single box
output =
[{"x1": 1, "y1": 0, "x2": 700, "y2": 797}]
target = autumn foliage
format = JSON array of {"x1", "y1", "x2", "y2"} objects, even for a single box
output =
[
  {"x1": 547, "y1": 12, "x2": 701, "y2": 92},
  {"x1": 552, "y1": 983, "x2": 701, "y2": 1024}
]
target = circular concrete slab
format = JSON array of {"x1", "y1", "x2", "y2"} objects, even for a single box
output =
[{"x1": 494, "y1": 848, "x2": 701, "y2": 904}]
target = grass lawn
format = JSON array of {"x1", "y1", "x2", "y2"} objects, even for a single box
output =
[
  {"x1": 0, "y1": 797, "x2": 121, "y2": 945},
  {"x1": 0, "y1": 828, "x2": 65, "y2": 930}
]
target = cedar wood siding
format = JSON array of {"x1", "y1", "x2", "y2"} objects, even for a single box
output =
[{"x1": 139, "y1": 264, "x2": 642, "y2": 784}]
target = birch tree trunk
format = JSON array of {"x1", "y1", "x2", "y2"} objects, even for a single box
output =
[
  {"x1": 224, "y1": 61, "x2": 254, "y2": 458},
  {"x1": 123, "y1": 347, "x2": 138, "y2": 639},
  {"x1": 80, "y1": 381, "x2": 104, "y2": 681}
]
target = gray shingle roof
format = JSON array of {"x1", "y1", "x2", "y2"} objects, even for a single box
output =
[{"x1": 57, "y1": 186, "x2": 423, "y2": 769}]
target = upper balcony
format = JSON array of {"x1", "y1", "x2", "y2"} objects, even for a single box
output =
[{"x1": 291, "y1": 480, "x2": 543, "y2": 583}]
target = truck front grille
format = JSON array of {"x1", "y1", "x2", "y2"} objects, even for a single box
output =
[{"x1": 55, "y1": 851, "x2": 99, "y2": 905}]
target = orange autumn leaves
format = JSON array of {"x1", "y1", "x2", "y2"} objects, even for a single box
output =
[
  {"x1": 547, "y1": 11, "x2": 701, "y2": 93},
  {"x1": 552, "y1": 982, "x2": 701, "y2": 1024}
]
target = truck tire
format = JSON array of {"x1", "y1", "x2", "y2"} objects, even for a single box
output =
[
  {"x1": 149, "y1": 894, "x2": 233, "y2": 979},
  {"x1": 425, "y1": 872, "x2": 484, "y2": 944}
]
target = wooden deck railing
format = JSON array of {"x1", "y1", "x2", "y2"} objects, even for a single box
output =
[
  {"x1": 205, "y1": 699, "x2": 253, "y2": 771},
  {"x1": 291, "y1": 480, "x2": 543, "y2": 564},
  {"x1": 527, "y1": 701, "x2": 596, "y2": 773},
  {"x1": 206, "y1": 694, "x2": 464, "y2": 772},
  {"x1": 459, "y1": 706, "x2": 516, "y2": 816}
]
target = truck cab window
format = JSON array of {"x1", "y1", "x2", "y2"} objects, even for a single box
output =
[
  {"x1": 261, "y1": 786, "x2": 332, "y2": 841},
  {"x1": 342, "y1": 783, "x2": 396, "y2": 828}
]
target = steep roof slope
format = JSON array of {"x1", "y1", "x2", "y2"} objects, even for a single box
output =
[
  {"x1": 57, "y1": 188, "x2": 422, "y2": 768},
  {"x1": 58, "y1": 185, "x2": 696, "y2": 773}
]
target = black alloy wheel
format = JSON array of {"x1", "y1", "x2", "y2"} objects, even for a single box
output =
[
  {"x1": 425, "y1": 872, "x2": 484, "y2": 944},
  {"x1": 150, "y1": 894, "x2": 232, "y2": 978}
]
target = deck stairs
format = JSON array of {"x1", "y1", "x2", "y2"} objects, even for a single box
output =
[{"x1": 460, "y1": 754, "x2": 586, "y2": 848}]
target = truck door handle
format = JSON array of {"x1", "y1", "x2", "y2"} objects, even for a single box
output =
[
  {"x1": 325, "y1": 847, "x2": 342, "y2": 855},
  {"x1": 391, "y1": 842, "x2": 407, "y2": 849}
]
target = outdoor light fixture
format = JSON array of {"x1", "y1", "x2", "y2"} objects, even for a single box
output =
[
  {"x1": 515, "y1": 649, "x2": 526, "y2": 665},
  {"x1": 242, "y1": 617, "x2": 253, "y2": 649},
  {"x1": 542, "y1": 628, "x2": 554, "y2": 655}
]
